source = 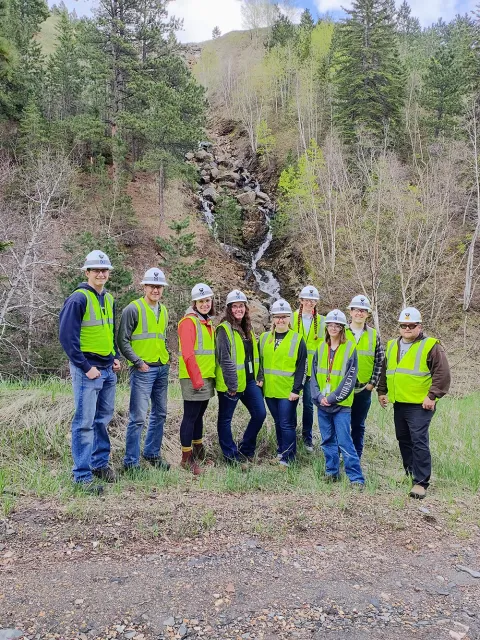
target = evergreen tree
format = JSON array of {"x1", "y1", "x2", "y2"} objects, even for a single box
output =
[
  {"x1": 296, "y1": 8, "x2": 315, "y2": 60},
  {"x1": 266, "y1": 14, "x2": 296, "y2": 50},
  {"x1": 0, "y1": 0, "x2": 18, "y2": 118},
  {"x1": 396, "y1": 1, "x2": 420, "y2": 36},
  {"x1": 212, "y1": 26, "x2": 221, "y2": 39},
  {"x1": 421, "y1": 43, "x2": 464, "y2": 138},
  {"x1": 334, "y1": 0, "x2": 405, "y2": 144}
]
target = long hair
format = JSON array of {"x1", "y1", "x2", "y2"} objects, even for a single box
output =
[
  {"x1": 325, "y1": 325, "x2": 347, "y2": 345},
  {"x1": 193, "y1": 299, "x2": 215, "y2": 317},
  {"x1": 220, "y1": 304, "x2": 252, "y2": 339},
  {"x1": 297, "y1": 302, "x2": 319, "y2": 340}
]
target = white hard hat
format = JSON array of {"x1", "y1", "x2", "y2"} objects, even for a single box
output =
[
  {"x1": 299, "y1": 285, "x2": 320, "y2": 301},
  {"x1": 191, "y1": 283, "x2": 214, "y2": 301},
  {"x1": 348, "y1": 294, "x2": 371, "y2": 311},
  {"x1": 81, "y1": 250, "x2": 113, "y2": 271},
  {"x1": 226, "y1": 289, "x2": 247, "y2": 305},
  {"x1": 398, "y1": 307, "x2": 422, "y2": 323},
  {"x1": 325, "y1": 309, "x2": 348, "y2": 325},
  {"x1": 271, "y1": 299, "x2": 292, "y2": 315},
  {"x1": 141, "y1": 268, "x2": 168, "y2": 286}
]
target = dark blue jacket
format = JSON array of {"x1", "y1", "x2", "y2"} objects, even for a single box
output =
[{"x1": 59, "y1": 283, "x2": 119, "y2": 373}]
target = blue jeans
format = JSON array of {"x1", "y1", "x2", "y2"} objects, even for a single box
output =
[
  {"x1": 124, "y1": 364, "x2": 169, "y2": 468},
  {"x1": 266, "y1": 397, "x2": 299, "y2": 463},
  {"x1": 217, "y1": 380, "x2": 266, "y2": 461},
  {"x1": 70, "y1": 363, "x2": 117, "y2": 483},
  {"x1": 350, "y1": 388, "x2": 372, "y2": 458},
  {"x1": 317, "y1": 408, "x2": 365, "y2": 483},
  {"x1": 295, "y1": 376, "x2": 313, "y2": 445}
]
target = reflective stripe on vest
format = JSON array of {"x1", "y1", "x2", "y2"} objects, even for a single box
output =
[
  {"x1": 215, "y1": 323, "x2": 260, "y2": 393},
  {"x1": 347, "y1": 326, "x2": 376, "y2": 384},
  {"x1": 293, "y1": 310, "x2": 326, "y2": 376},
  {"x1": 178, "y1": 315, "x2": 215, "y2": 380},
  {"x1": 76, "y1": 289, "x2": 115, "y2": 356},
  {"x1": 314, "y1": 340, "x2": 356, "y2": 407},
  {"x1": 128, "y1": 298, "x2": 169, "y2": 365},
  {"x1": 385, "y1": 337, "x2": 438, "y2": 404},
  {"x1": 259, "y1": 330, "x2": 300, "y2": 398}
]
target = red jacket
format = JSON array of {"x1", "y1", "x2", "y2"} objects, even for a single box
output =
[{"x1": 178, "y1": 310, "x2": 214, "y2": 389}]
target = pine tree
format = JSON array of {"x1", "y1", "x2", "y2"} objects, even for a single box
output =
[
  {"x1": 334, "y1": 0, "x2": 405, "y2": 144},
  {"x1": 266, "y1": 14, "x2": 296, "y2": 50},
  {"x1": 421, "y1": 43, "x2": 463, "y2": 138},
  {"x1": 396, "y1": 1, "x2": 420, "y2": 36},
  {"x1": 212, "y1": 26, "x2": 221, "y2": 39}
]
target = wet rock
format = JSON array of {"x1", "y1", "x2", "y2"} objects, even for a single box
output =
[
  {"x1": 217, "y1": 171, "x2": 240, "y2": 183},
  {"x1": 256, "y1": 191, "x2": 270, "y2": 203},
  {"x1": 202, "y1": 186, "x2": 219, "y2": 203},
  {"x1": 248, "y1": 299, "x2": 270, "y2": 332},
  {"x1": 237, "y1": 191, "x2": 256, "y2": 206}
]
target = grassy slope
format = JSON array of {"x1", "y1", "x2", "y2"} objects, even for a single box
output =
[
  {"x1": 37, "y1": 14, "x2": 60, "y2": 56},
  {"x1": 1, "y1": 380, "x2": 479, "y2": 527}
]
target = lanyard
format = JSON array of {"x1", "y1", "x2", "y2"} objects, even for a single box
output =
[{"x1": 326, "y1": 347, "x2": 337, "y2": 382}]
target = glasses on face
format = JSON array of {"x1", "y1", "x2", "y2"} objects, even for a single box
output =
[
  {"x1": 399, "y1": 323, "x2": 419, "y2": 330},
  {"x1": 351, "y1": 308, "x2": 368, "y2": 313},
  {"x1": 327, "y1": 323, "x2": 343, "y2": 329},
  {"x1": 90, "y1": 269, "x2": 109, "y2": 274},
  {"x1": 146, "y1": 285, "x2": 163, "y2": 290},
  {"x1": 274, "y1": 315, "x2": 289, "y2": 320}
]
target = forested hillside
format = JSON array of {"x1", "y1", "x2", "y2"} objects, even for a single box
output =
[{"x1": 2, "y1": 0, "x2": 480, "y2": 379}]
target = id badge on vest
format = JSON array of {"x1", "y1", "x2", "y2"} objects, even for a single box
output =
[
  {"x1": 248, "y1": 361, "x2": 253, "y2": 374},
  {"x1": 323, "y1": 382, "x2": 331, "y2": 395}
]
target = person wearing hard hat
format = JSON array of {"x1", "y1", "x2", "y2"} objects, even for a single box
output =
[
  {"x1": 292, "y1": 285, "x2": 326, "y2": 452},
  {"x1": 259, "y1": 299, "x2": 307, "y2": 467},
  {"x1": 59, "y1": 250, "x2": 121, "y2": 494},
  {"x1": 118, "y1": 268, "x2": 171, "y2": 472},
  {"x1": 377, "y1": 307, "x2": 451, "y2": 500},
  {"x1": 216, "y1": 290, "x2": 266, "y2": 465},
  {"x1": 311, "y1": 310, "x2": 365, "y2": 487},
  {"x1": 178, "y1": 283, "x2": 216, "y2": 475},
  {"x1": 346, "y1": 295, "x2": 385, "y2": 459}
]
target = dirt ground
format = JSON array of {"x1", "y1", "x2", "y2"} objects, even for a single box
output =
[{"x1": 1, "y1": 492, "x2": 479, "y2": 640}]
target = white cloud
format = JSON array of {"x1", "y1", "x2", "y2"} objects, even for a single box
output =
[
  {"x1": 314, "y1": 0, "x2": 475, "y2": 25},
  {"x1": 173, "y1": 0, "x2": 243, "y2": 43}
]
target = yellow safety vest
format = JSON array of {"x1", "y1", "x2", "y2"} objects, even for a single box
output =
[
  {"x1": 178, "y1": 315, "x2": 215, "y2": 380},
  {"x1": 215, "y1": 322, "x2": 260, "y2": 393},
  {"x1": 315, "y1": 340, "x2": 357, "y2": 407},
  {"x1": 293, "y1": 310, "x2": 326, "y2": 377},
  {"x1": 77, "y1": 289, "x2": 115, "y2": 356},
  {"x1": 346, "y1": 326, "x2": 377, "y2": 384},
  {"x1": 386, "y1": 337, "x2": 438, "y2": 404},
  {"x1": 129, "y1": 298, "x2": 169, "y2": 365},
  {"x1": 259, "y1": 329, "x2": 301, "y2": 399}
]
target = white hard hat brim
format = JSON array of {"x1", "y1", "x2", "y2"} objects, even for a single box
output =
[
  {"x1": 141, "y1": 280, "x2": 168, "y2": 286},
  {"x1": 81, "y1": 264, "x2": 113, "y2": 271}
]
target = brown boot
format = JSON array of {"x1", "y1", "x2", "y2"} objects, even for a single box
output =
[
  {"x1": 181, "y1": 450, "x2": 202, "y2": 476},
  {"x1": 193, "y1": 442, "x2": 214, "y2": 466},
  {"x1": 409, "y1": 484, "x2": 426, "y2": 500}
]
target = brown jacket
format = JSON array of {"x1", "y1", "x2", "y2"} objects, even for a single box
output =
[{"x1": 377, "y1": 333, "x2": 451, "y2": 401}]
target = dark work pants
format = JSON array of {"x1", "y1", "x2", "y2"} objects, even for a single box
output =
[
  {"x1": 180, "y1": 400, "x2": 209, "y2": 449},
  {"x1": 350, "y1": 388, "x2": 372, "y2": 458},
  {"x1": 393, "y1": 402, "x2": 434, "y2": 488}
]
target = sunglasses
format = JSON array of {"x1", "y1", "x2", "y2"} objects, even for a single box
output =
[{"x1": 399, "y1": 323, "x2": 419, "y2": 330}]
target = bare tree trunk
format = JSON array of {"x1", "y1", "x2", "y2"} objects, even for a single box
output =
[{"x1": 158, "y1": 161, "x2": 165, "y2": 235}]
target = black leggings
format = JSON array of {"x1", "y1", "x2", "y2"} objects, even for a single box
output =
[{"x1": 180, "y1": 400, "x2": 209, "y2": 449}]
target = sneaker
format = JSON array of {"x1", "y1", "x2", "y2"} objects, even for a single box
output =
[
  {"x1": 304, "y1": 445, "x2": 314, "y2": 453},
  {"x1": 409, "y1": 484, "x2": 426, "y2": 500},
  {"x1": 324, "y1": 474, "x2": 339, "y2": 483},
  {"x1": 75, "y1": 481, "x2": 104, "y2": 495},
  {"x1": 277, "y1": 454, "x2": 282, "y2": 460},
  {"x1": 143, "y1": 456, "x2": 171, "y2": 471},
  {"x1": 279, "y1": 460, "x2": 289, "y2": 469},
  {"x1": 92, "y1": 466, "x2": 116, "y2": 483}
]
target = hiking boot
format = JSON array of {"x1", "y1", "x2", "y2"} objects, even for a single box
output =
[
  {"x1": 409, "y1": 484, "x2": 426, "y2": 500},
  {"x1": 181, "y1": 450, "x2": 202, "y2": 476},
  {"x1": 192, "y1": 442, "x2": 206, "y2": 461},
  {"x1": 92, "y1": 466, "x2": 116, "y2": 483},
  {"x1": 75, "y1": 481, "x2": 104, "y2": 495},
  {"x1": 324, "y1": 474, "x2": 340, "y2": 483},
  {"x1": 304, "y1": 445, "x2": 314, "y2": 453},
  {"x1": 143, "y1": 456, "x2": 171, "y2": 471},
  {"x1": 350, "y1": 481, "x2": 365, "y2": 491}
]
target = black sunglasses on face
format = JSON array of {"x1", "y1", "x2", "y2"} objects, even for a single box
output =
[{"x1": 399, "y1": 323, "x2": 419, "y2": 330}]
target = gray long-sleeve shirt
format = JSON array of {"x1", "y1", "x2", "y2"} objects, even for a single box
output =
[
  {"x1": 310, "y1": 346, "x2": 358, "y2": 413},
  {"x1": 117, "y1": 301, "x2": 169, "y2": 368}
]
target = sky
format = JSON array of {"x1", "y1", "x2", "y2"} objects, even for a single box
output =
[{"x1": 58, "y1": 0, "x2": 478, "y2": 43}]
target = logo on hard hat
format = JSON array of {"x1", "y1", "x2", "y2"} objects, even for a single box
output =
[
  {"x1": 405, "y1": 312, "x2": 410, "y2": 319},
  {"x1": 279, "y1": 302, "x2": 284, "y2": 307},
  {"x1": 236, "y1": 291, "x2": 241, "y2": 298},
  {"x1": 199, "y1": 287, "x2": 204, "y2": 294},
  {"x1": 154, "y1": 271, "x2": 160, "y2": 280},
  {"x1": 360, "y1": 297, "x2": 365, "y2": 304},
  {"x1": 99, "y1": 254, "x2": 105, "y2": 259},
  {"x1": 334, "y1": 312, "x2": 338, "y2": 319}
]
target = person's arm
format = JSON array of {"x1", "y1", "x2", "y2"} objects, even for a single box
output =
[
  {"x1": 178, "y1": 317, "x2": 204, "y2": 389},
  {"x1": 427, "y1": 343, "x2": 451, "y2": 400},
  {"x1": 112, "y1": 300, "x2": 120, "y2": 359},
  {"x1": 310, "y1": 351, "x2": 324, "y2": 406},
  {"x1": 370, "y1": 334, "x2": 385, "y2": 387},
  {"x1": 377, "y1": 357, "x2": 388, "y2": 396},
  {"x1": 117, "y1": 304, "x2": 143, "y2": 367},
  {"x1": 292, "y1": 338, "x2": 308, "y2": 394},
  {"x1": 59, "y1": 293, "x2": 91, "y2": 373},
  {"x1": 326, "y1": 350, "x2": 358, "y2": 405},
  {"x1": 216, "y1": 326, "x2": 238, "y2": 393}
]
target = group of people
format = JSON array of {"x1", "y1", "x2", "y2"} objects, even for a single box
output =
[{"x1": 59, "y1": 250, "x2": 451, "y2": 500}]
